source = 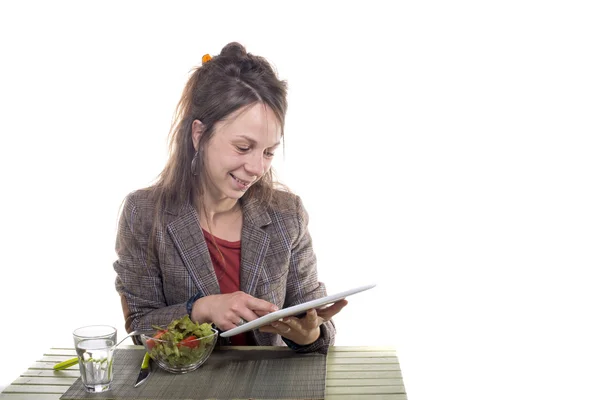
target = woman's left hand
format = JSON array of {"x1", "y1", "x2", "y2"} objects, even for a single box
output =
[{"x1": 258, "y1": 299, "x2": 348, "y2": 345}]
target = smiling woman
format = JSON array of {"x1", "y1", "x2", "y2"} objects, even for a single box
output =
[{"x1": 113, "y1": 42, "x2": 347, "y2": 354}]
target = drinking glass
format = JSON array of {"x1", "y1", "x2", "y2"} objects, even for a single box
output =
[{"x1": 72, "y1": 325, "x2": 117, "y2": 393}]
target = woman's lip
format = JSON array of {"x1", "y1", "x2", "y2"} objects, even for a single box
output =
[{"x1": 230, "y1": 173, "x2": 251, "y2": 186}]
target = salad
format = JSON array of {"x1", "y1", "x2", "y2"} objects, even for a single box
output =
[{"x1": 146, "y1": 315, "x2": 216, "y2": 368}]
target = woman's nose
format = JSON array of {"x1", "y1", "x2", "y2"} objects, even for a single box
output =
[{"x1": 245, "y1": 152, "x2": 265, "y2": 176}]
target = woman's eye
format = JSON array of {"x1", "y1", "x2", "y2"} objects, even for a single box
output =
[
  {"x1": 264, "y1": 151, "x2": 275, "y2": 158},
  {"x1": 236, "y1": 146, "x2": 250, "y2": 152}
]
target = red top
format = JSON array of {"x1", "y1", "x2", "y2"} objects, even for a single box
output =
[{"x1": 202, "y1": 229, "x2": 250, "y2": 346}]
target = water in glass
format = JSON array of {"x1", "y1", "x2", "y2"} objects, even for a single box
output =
[{"x1": 76, "y1": 338, "x2": 115, "y2": 393}]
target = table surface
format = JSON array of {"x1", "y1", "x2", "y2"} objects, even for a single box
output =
[{"x1": 0, "y1": 345, "x2": 407, "y2": 400}]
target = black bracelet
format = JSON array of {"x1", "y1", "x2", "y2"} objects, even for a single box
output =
[
  {"x1": 281, "y1": 336, "x2": 311, "y2": 351},
  {"x1": 186, "y1": 291, "x2": 204, "y2": 316}
]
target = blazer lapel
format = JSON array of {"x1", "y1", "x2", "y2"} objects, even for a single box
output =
[
  {"x1": 166, "y1": 203, "x2": 221, "y2": 297},
  {"x1": 240, "y1": 197, "x2": 271, "y2": 297}
]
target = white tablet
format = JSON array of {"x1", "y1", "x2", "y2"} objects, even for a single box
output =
[{"x1": 219, "y1": 283, "x2": 376, "y2": 338}]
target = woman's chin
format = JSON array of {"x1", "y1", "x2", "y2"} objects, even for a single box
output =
[{"x1": 224, "y1": 187, "x2": 248, "y2": 200}]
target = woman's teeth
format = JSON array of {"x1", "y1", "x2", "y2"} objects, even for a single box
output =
[{"x1": 231, "y1": 174, "x2": 249, "y2": 186}]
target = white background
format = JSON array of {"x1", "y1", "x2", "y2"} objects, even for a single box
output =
[{"x1": 1, "y1": 1, "x2": 599, "y2": 399}]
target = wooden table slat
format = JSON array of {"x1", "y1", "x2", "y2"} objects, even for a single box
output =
[
  {"x1": 43, "y1": 350, "x2": 76, "y2": 357},
  {"x1": 27, "y1": 362, "x2": 79, "y2": 371},
  {"x1": 327, "y1": 395, "x2": 407, "y2": 400},
  {"x1": 2, "y1": 385, "x2": 66, "y2": 394},
  {"x1": 12, "y1": 377, "x2": 77, "y2": 386},
  {"x1": 37, "y1": 356, "x2": 74, "y2": 363},
  {"x1": 325, "y1": 346, "x2": 398, "y2": 352},
  {"x1": 327, "y1": 370, "x2": 402, "y2": 379},
  {"x1": 327, "y1": 357, "x2": 400, "y2": 364},
  {"x1": 21, "y1": 370, "x2": 81, "y2": 378},
  {"x1": 327, "y1": 363, "x2": 401, "y2": 372},
  {"x1": 327, "y1": 351, "x2": 398, "y2": 358},
  {"x1": 327, "y1": 378, "x2": 404, "y2": 387},
  {"x1": 326, "y1": 385, "x2": 406, "y2": 395},
  {"x1": 0, "y1": 394, "x2": 62, "y2": 400}
]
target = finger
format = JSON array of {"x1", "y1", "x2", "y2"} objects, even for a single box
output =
[
  {"x1": 317, "y1": 299, "x2": 348, "y2": 320},
  {"x1": 232, "y1": 301, "x2": 274, "y2": 324},
  {"x1": 236, "y1": 309, "x2": 261, "y2": 324},
  {"x1": 279, "y1": 317, "x2": 307, "y2": 333},
  {"x1": 255, "y1": 310, "x2": 273, "y2": 317},
  {"x1": 245, "y1": 296, "x2": 279, "y2": 313},
  {"x1": 254, "y1": 319, "x2": 278, "y2": 329},
  {"x1": 217, "y1": 320, "x2": 239, "y2": 331},
  {"x1": 224, "y1": 307, "x2": 256, "y2": 327},
  {"x1": 259, "y1": 323, "x2": 293, "y2": 335},
  {"x1": 270, "y1": 321, "x2": 292, "y2": 334},
  {"x1": 258, "y1": 326, "x2": 279, "y2": 334},
  {"x1": 301, "y1": 309, "x2": 320, "y2": 329}
]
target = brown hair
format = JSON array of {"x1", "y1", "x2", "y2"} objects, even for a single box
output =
[{"x1": 148, "y1": 42, "x2": 288, "y2": 222}]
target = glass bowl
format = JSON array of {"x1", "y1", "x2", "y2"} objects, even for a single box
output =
[{"x1": 140, "y1": 327, "x2": 218, "y2": 374}]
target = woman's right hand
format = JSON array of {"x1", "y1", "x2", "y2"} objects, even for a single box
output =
[{"x1": 190, "y1": 291, "x2": 279, "y2": 331}]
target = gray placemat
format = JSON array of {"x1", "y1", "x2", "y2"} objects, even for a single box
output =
[{"x1": 61, "y1": 348, "x2": 326, "y2": 400}]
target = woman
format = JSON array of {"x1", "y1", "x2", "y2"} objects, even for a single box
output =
[{"x1": 114, "y1": 42, "x2": 346, "y2": 353}]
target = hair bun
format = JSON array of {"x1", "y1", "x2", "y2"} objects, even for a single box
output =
[{"x1": 219, "y1": 42, "x2": 248, "y2": 58}]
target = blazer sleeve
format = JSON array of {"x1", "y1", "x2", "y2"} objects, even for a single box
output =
[
  {"x1": 113, "y1": 192, "x2": 188, "y2": 334},
  {"x1": 284, "y1": 195, "x2": 337, "y2": 354}
]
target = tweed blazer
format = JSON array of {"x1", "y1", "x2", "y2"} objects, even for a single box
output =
[{"x1": 113, "y1": 188, "x2": 335, "y2": 353}]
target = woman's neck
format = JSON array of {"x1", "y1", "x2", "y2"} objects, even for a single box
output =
[{"x1": 197, "y1": 194, "x2": 241, "y2": 230}]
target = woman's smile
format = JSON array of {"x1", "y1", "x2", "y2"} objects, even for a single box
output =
[{"x1": 229, "y1": 173, "x2": 251, "y2": 191}]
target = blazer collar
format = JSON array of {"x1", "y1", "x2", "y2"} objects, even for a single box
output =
[
  {"x1": 166, "y1": 202, "x2": 219, "y2": 297},
  {"x1": 239, "y1": 196, "x2": 271, "y2": 297},
  {"x1": 240, "y1": 195, "x2": 272, "y2": 227},
  {"x1": 166, "y1": 196, "x2": 272, "y2": 298}
]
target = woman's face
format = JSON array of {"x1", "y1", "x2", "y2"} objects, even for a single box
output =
[{"x1": 195, "y1": 103, "x2": 282, "y2": 203}]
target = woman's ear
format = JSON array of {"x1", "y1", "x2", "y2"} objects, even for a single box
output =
[{"x1": 191, "y1": 120, "x2": 205, "y2": 151}]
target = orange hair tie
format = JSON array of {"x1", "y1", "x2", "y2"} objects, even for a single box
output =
[{"x1": 202, "y1": 54, "x2": 212, "y2": 64}]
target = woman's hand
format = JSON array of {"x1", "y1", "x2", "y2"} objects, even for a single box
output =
[
  {"x1": 259, "y1": 299, "x2": 348, "y2": 345},
  {"x1": 190, "y1": 291, "x2": 278, "y2": 331}
]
